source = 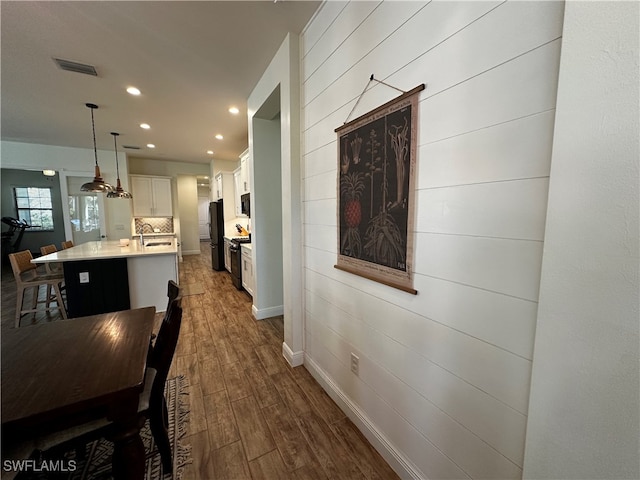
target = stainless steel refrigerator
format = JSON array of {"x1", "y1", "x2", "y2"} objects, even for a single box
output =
[{"x1": 209, "y1": 200, "x2": 224, "y2": 271}]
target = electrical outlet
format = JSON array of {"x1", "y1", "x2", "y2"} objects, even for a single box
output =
[
  {"x1": 79, "y1": 272, "x2": 90, "y2": 284},
  {"x1": 350, "y1": 352, "x2": 359, "y2": 376}
]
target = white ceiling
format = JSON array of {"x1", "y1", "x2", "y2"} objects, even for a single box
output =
[{"x1": 1, "y1": 1, "x2": 321, "y2": 165}]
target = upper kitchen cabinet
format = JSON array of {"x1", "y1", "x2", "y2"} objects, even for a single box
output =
[
  {"x1": 233, "y1": 168, "x2": 244, "y2": 217},
  {"x1": 233, "y1": 149, "x2": 251, "y2": 217},
  {"x1": 215, "y1": 172, "x2": 237, "y2": 221},
  {"x1": 130, "y1": 175, "x2": 173, "y2": 217},
  {"x1": 214, "y1": 172, "x2": 234, "y2": 201},
  {"x1": 239, "y1": 149, "x2": 250, "y2": 194}
]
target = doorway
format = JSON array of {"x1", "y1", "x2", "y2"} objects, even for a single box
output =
[
  {"x1": 60, "y1": 174, "x2": 107, "y2": 245},
  {"x1": 247, "y1": 34, "x2": 304, "y2": 366},
  {"x1": 252, "y1": 86, "x2": 284, "y2": 323},
  {"x1": 197, "y1": 195, "x2": 210, "y2": 241}
]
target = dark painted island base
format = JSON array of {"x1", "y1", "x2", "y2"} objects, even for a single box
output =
[{"x1": 63, "y1": 258, "x2": 130, "y2": 318}]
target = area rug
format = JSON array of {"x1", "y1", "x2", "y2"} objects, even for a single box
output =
[
  {"x1": 17, "y1": 375, "x2": 192, "y2": 480},
  {"x1": 181, "y1": 283, "x2": 204, "y2": 296}
]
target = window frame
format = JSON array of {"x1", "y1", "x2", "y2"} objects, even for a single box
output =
[{"x1": 13, "y1": 186, "x2": 55, "y2": 232}]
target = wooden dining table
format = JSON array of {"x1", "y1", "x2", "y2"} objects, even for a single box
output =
[{"x1": 1, "y1": 306, "x2": 156, "y2": 480}]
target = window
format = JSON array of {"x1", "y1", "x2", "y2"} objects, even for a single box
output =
[
  {"x1": 68, "y1": 195, "x2": 100, "y2": 232},
  {"x1": 14, "y1": 187, "x2": 54, "y2": 231}
]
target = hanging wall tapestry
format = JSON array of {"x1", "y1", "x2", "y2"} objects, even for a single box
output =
[{"x1": 335, "y1": 83, "x2": 424, "y2": 294}]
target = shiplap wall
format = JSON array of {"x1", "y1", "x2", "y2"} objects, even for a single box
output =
[{"x1": 300, "y1": 1, "x2": 563, "y2": 478}]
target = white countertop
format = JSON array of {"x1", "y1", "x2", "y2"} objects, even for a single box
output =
[
  {"x1": 241, "y1": 243, "x2": 252, "y2": 252},
  {"x1": 32, "y1": 239, "x2": 178, "y2": 263},
  {"x1": 223, "y1": 235, "x2": 251, "y2": 242}
]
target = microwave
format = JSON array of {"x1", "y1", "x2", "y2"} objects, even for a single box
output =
[{"x1": 240, "y1": 193, "x2": 250, "y2": 217}]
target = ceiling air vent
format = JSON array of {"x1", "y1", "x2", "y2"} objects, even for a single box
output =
[
  {"x1": 53, "y1": 58, "x2": 97, "y2": 76},
  {"x1": 123, "y1": 145, "x2": 141, "y2": 150}
]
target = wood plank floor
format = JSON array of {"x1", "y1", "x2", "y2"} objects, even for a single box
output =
[{"x1": 1, "y1": 245, "x2": 400, "y2": 480}]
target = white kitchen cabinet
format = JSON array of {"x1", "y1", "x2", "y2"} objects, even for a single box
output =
[
  {"x1": 215, "y1": 172, "x2": 236, "y2": 219},
  {"x1": 233, "y1": 168, "x2": 245, "y2": 217},
  {"x1": 232, "y1": 149, "x2": 250, "y2": 217},
  {"x1": 130, "y1": 175, "x2": 172, "y2": 217},
  {"x1": 241, "y1": 244, "x2": 254, "y2": 296},
  {"x1": 239, "y1": 149, "x2": 250, "y2": 194},
  {"x1": 214, "y1": 174, "x2": 223, "y2": 200},
  {"x1": 224, "y1": 238, "x2": 231, "y2": 272}
]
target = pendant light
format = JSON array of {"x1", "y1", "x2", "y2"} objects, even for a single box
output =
[
  {"x1": 81, "y1": 103, "x2": 114, "y2": 193},
  {"x1": 107, "y1": 132, "x2": 132, "y2": 199}
]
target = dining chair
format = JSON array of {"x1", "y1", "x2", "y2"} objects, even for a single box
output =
[
  {"x1": 8, "y1": 250, "x2": 67, "y2": 328},
  {"x1": 148, "y1": 280, "x2": 181, "y2": 371},
  {"x1": 35, "y1": 301, "x2": 183, "y2": 473},
  {"x1": 60, "y1": 240, "x2": 74, "y2": 250},
  {"x1": 167, "y1": 279, "x2": 180, "y2": 309},
  {"x1": 147, "y1": 298, "x2": 183, "y2": 471}
]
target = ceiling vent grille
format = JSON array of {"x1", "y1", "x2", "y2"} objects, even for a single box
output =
[
  {"x1": 123, "y1": 145, "x2": 141, "y2": 150},
  {"x1": 53, "y1": 58, "x2": 97, "y2": 76}
]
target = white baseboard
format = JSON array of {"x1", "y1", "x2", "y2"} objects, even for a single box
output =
[
  {"x1": 282, "y1": 342, "x2": 304, "y2": 367},
  {"x1": 251, "y1": 304, "x2": 284, "y2": 320},
  {"x1": 304, "y1": 357, "x2": 424, "y2": 480},
  {"x1": 181, "y1": 249, "x2": 201, "y2": 256}
]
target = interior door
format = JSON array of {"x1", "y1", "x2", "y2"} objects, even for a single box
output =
[
  {"x1": 60, "y1": 174, "x2": 107, "y2": 245},
  {"x1": 198, "y1": 196, "x2": 210, "y2": 240}
]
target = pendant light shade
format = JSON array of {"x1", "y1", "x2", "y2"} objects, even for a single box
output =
[
  {"x1": 107, "y1": 132, "x2": 133, "y2": 199},
  {"x1": 81, "y1": 103, "x2": 114, "y2": 193}
]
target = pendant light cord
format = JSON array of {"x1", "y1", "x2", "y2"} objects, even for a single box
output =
[
  {"x1": 112, "y1": 133, "x2": 120, "y2": 178},
  {"x1": 90, "y1": 105, "x2": 98, "y2": 167}
]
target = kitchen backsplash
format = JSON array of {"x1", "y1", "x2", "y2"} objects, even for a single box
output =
[{"x1": 134, "y1": 217, "x2": 174, "y2": 233}]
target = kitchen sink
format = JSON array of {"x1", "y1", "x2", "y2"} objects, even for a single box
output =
[{"x1": 145, "y1": 241, "x2": 172, "y2": 247}]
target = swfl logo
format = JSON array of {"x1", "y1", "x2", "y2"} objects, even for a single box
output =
[{"x1": 2, "y1": 459, "x2": 77, "y2": 472}]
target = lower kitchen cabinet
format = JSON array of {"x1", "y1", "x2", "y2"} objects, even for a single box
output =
[{"x1": 241, "y1": 244, "x2": 254, "y2": 296}]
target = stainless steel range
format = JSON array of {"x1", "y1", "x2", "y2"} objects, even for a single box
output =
[{"x1": 229, "y1": 236, "x2": 250, "y2": 290}]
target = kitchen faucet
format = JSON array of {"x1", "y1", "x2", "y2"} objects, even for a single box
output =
[{"x1": 139, "y1": 223, "x2": 154, "y2": 245}]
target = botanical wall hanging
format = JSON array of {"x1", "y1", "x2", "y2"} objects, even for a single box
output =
[{"x1": 335, "y1": 81, "x2": 424, "y2": 294}]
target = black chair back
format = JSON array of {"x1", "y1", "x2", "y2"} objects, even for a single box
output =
[
  {"x1": 167, "y1": 280, "x2": 180, "y2": 310},
  {"x1": 149, "y1": 303, "x2": 182, "y2": 406}
]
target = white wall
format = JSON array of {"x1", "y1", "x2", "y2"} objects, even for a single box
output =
[
  {"x1": 523, "y1": 2, "x2": 640, "y2": 479},
  {"x1": 252, "y1": 115, "x2": 284, "y2": 319},
  {"x1": 1, "y1": 140, "x2": 132, "y2": 239},
  {"x1": 300, "y1": 1, "x2": 563, "y2": 478},
  {"x1": 176, "y1": 174, "x2": 200, "y2": 255},
  {"x1": 211, "y1": 158, "x2": 239, "y2": 177},
  {"x1": 129, "y1": 156, "x2": 209, "y2": 177}
]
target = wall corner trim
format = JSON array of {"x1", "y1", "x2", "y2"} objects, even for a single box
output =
[
  {"x1": 251, "y1": 304, "x2": 284, "y2": 320},
  {"x1": 304, "y1": 356, "x2": 425, "y2": 480},
  {"x1": 282, "y1": 341, "x2": 304, "y2": 367}
]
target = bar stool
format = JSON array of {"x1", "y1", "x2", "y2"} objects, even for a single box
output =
[
  {"x1": 61, "y1": 240, "x2": 74, "y2": 250},
  {"x1": 8, "y1": 250, "x2": 67, "y2": 328},
  {"x1": 40, "y1": 244, "x2": 65, "y2": 300},
  {"x1": 40, "y1": 244, "x2": 62, "y2": 274}
]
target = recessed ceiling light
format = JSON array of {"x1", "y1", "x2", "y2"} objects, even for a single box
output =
[
  {"x1": 147, "y1": 144, "x2": 155, "y2": 148},
  {"x1": 228, "y1": 107, "x2": 239, "y2": 115},
  {"x1": 140, "y1": 123, "x2": 150, "y2": 129},
  {"x1": 215, "y1": 134, "x2": 223, "y2": 140},
  {"x1": 206, "y1": 150, "x2": 214, "y2": 155},
  {"x1": 127, "y1": 86, "x2": 141, "y2": 96}
]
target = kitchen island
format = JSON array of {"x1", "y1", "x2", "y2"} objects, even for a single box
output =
[{"x1": 33, "y1": 240, "x2": 178, "y2": 318}]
